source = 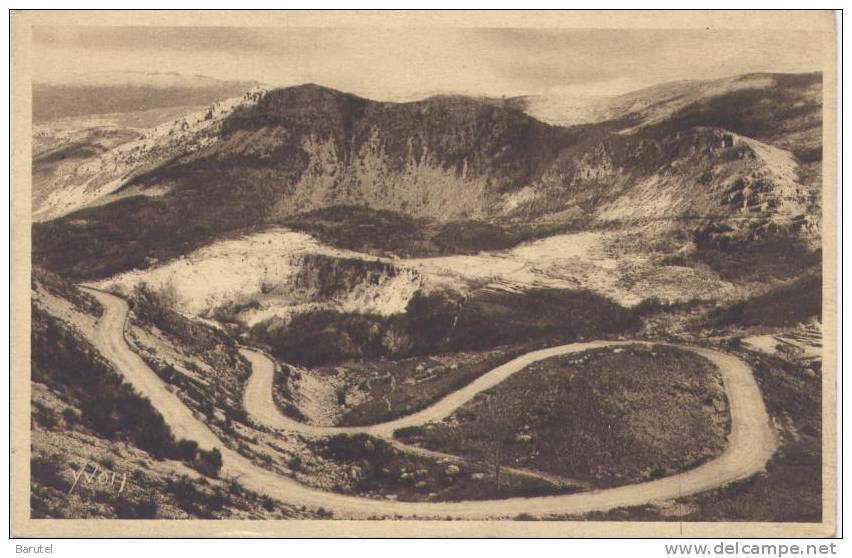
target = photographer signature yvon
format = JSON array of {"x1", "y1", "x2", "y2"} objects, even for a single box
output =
[{"x1": 68, "y1": 461, "x2": 129, "y2": 496}]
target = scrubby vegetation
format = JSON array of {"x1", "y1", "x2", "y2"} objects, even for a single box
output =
[
  {"x1": 666, "y1": 224, "x2": 821, "y2": 283},
  {"x1": 334, "y1": 347, "x2": 533, "y2": 427},
  {"x1": 128, "y1": 284, "x2": 252, "y2": 419},
  {"x1": 281, "y1": 206, "x2": 586, "y2": 259},
  {"x1": 30, "y1": 301, "x2": 318, "y2": 518},
  {"x1": 132, "y1": 283, "x2": 236, "y2": 351},
  {"x1": 31, "y1": 303, "x2": 226, "y2": 480},
  {"x1": 571, "y1": 346, "x2": 822, "y2": 523},
  {"x1": 30, "y1": 438, "x2": 309, "y2": 520},
  {"x1": 397, "y1": 344, "x2": 730, "y2": 487},
  {"x1": 32, "y1": 267, "x2": 103, "y2": 316},
  {"x1": 705, "y1": 273, "x2": 822, "y2": 329},
  {"x1": 311, "y1": 433, "x2": 566, "y2": 502},
  {"x1": 274, "y1": 345, "x2": 538, "y2": 427},
  {"x1": 32, "y1": 305, "x2": 183, "y2": 459}
]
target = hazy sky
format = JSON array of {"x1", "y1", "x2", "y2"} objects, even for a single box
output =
[{"x1": 33, "y1": 26, "x2": 826, "y2": 99}]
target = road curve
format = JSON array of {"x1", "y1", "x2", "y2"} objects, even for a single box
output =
[{"x1": 83, "y1": 288, "x2": 776, "y2": 519}]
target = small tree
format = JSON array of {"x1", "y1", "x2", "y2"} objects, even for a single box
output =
[{"x1": 469, "y1": 394, "x2": 513, "y2": 491}]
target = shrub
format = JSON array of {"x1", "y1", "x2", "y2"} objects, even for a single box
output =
[
  {"x1": 114, "y1": 497, "x2": 159, "y2": 519},
  {"x1": 261, "y1": 495, "x2": 275, "y2": 511},
  {"x1": 31, "y1": 453, "x2": 69, "y2": 492},
  {"x1": 166, "y1": 476, "x2": 202, "y2": 514},
  {"x1": 32, "y1": 402, "x2": 58, "y2": 430},
  {"x1": 177, "y1": 439, "x2": 199, "y2": 462},
  {"x1": 61, "y1": 408, "x2": 80, "y2": 426},
  {"x1": 196, "y1": 448, "x2": 223, "y2": 478}
]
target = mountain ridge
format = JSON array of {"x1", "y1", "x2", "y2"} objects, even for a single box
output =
[{"x1": 33, "y1": 73, "x2": 822, "y2": 281}]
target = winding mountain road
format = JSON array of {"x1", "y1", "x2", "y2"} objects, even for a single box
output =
[{"x1": 83, "y1": 288, "x2": 776, "y2": 519}]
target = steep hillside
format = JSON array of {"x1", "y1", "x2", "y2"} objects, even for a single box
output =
[
  {"x1": 647, "y1": 73, "x2": 822, "y2": 161},
  {"x1": 33, "y1": 87, "x2": 267, "y2": 221},
  {"x1": 121, "y1": 84, "x2": 584, "y2": 220},
  {"x1": 33, "y1": 74, "x2": 822, "y2": 283},
  {"x1": 519, "y1": 72, "x2": 822, "y2": 160},
  {"x1": 32, "y1": 125, "x2": 140, "y2": 215}
]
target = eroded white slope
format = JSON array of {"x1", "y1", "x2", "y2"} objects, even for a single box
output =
[
  {"x1": 96, "y1": 229, "x2": 422, "y2": 325},
  {"x1": 99, "y1": 225, "x2": 739, "y2": 330},
  {"x1": 408, "y1": 231, "x2": 738, "y2": 306}
]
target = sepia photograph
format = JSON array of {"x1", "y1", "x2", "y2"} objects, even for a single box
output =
[{"x1": 9, "y1": 9, "x2": 839, "y2": 539}]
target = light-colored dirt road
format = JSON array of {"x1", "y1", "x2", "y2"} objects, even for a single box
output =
[{"x1": 84, "y1": 288, "x2": 776, "y2": 519}]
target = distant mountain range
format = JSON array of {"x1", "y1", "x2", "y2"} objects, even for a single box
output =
[
  {"x1": 33, "y1": 72, "x2": 822, "y2": 282},
  {"x1": 32, "y1": 71, "x2": 259, "y2": 122}
]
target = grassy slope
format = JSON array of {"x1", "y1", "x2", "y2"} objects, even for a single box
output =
[{"x1": 397, "y1": 344, "x2": 730, "y2": 487}]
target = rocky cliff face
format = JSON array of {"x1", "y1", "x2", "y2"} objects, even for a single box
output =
[{"x1": 122, "y1": 85, "x2": 576, "y2": 221}]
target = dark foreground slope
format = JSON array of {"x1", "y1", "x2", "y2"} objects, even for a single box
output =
[
  {"x1": 396, "y1": 344, "x2": 730, "y2": 488},
  {"x1": 30, "y1": 271, "x2": 320, "y2": 518}
]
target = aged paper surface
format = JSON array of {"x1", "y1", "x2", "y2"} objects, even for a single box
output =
[{"x1": 11, "y1": 10, "x2": 838, "y2": 537}]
